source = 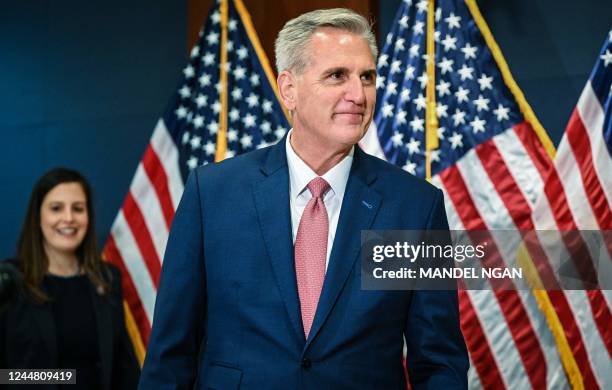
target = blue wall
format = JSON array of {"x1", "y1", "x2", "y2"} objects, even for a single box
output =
[
  {"x1": 0, "y1": 1, "x2": 187, "y2": 258},
  {"x1": 476, "y1": 0, "x2": 610, "y2": 144},
  {"x1": 379, "y1": 0, "x2": 610, "y2": 146},
  {"x1": 0, "y1": 0, "x2": 609, "y2": 258}
]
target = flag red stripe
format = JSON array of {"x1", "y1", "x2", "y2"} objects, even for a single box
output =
[
  {"x1": 538, "y1": 139, "x2": 612, "y2": 361},
  {"x1": 540, "y1": 174, "x2": 600, "y2": 288},
  {"x1": 534, "y1": 177, "x2": 605, "y2": 385},
  {"x1": 459, "y1": 290, "x2": 507, "y2": 390},
  {"x1": 475, "y1": 141, "x2": 591, "y2": 285},
  {"x1": 475, "y1": 141, "x2": 533, "y2": 228},
  {"x1": 142, "y1": 144, "x2": 175, "y2": 229},
  {"x1": 123, "y1": 193, "x2": 162, "y2": 286},
  {"x1": 439, "y1": 166, "x2": 507, "y2": 387},
  {"x1": 542, "y1": 169, "x2": 579, "y2": 228},
  {"x1": 439, "y1": 166, "x2": 484, "y2": 230},
  {"x1": 565, "y1": 109, "x2": 612, "y2": 230},
  {"x1": 475, "y1": 139, "x2": 608, "y2": 387},
  {"x1": 482, "y1": 134, "x2": 599, "y2": 284},
  {"x1": 547, "y1": 291, "x2": 601, "y2": 389},
  {"x1": 513, "y1": 121, "x2": 554, "y2": 181},
  {"x1": 442, "y1": 161, "x2": 548, "y2": 389},
  {"x1": 587, "y1": 290, "x2": 612, "y2": 357},
  {"x1": 103, "y1": 236, "x2": 151, "y2": 346}
]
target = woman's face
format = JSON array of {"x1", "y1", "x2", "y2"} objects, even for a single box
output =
[{"x1": 40, "y1": 182, "x2": 89, "y2": 256}]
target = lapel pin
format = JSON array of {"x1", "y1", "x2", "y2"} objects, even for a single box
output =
[{"x1": 361, "y1": 200, "x2": 373, "y2": 209}]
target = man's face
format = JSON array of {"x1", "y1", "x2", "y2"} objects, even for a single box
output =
[{"x1": 288, "y1": 28, "x2": 377, "y2": 152}]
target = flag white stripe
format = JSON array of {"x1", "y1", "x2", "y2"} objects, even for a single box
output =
[
  {"x1": 130, "y1": 164, "x2": 169, "y2": 263},
  {"x1": 467, "y1": 357, "x2": 483, "y2": 390},
  {"x1": 111, "y1": 211, "x2": 157, "y2": 323},
  {"x1": 529, "y1": 170, "x2": 606, "y2": 286},
  {"x1": 531, "y1": 120, "x2": 610, "y2": 387},
  {"x1": 554, "y1": 137, "x2": 601, "y2": 230},
  {"x1": 456, "y1": 150, "x2": 516, "y2": 230},
  {"x1": 577, "y1": 82, "x2": 612, "y2": 207},
  {"x1": 431, "y1": 175, "x2": 464, "y2": 230},
  {"x1": 493, "y1": 129, "x2": 544, "y2": 208},
  {"x1": 457, "y1": 151, "x2": 572, "y2": 387},
  {"x1": 603, "y1": 290, "x2": 612, "y2": 317},
  {"x1": 531, "y1": 181, "x2": 561, "y2": 230},
  {"x1": 151, "y1": 119, "x2": 185, "y2": 209},
  {"x1": 453, "y1": 156, "x2": 533, "y2": 387},
  {"x1": 438, "y1": 168, "x2": 570, "y2": 389},
  {"x1": 478, "y1": 136, "x2": 603, "y2": 385},
  {"x1": 517, "y1": 290, "x2": 572, "y2": 388},
  {"x1": 531, "y1": 197, "x2": 583, "y2": 282},
  {"x1": 564, "y1": 290, "x2": 612, "y2": 386},
  {"x1": 425, "y1": 185, "x2": 505, "y2": 390},
  {"x1": 465, "y1": 290, "x2": 515, "y2": 389}
]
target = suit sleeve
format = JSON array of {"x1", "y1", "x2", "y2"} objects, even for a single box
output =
[
  {"x1": 404, "y1": 189, "x2": 469, "y2": 389},
  {"x1": 139, "y1": 172, "x2": 207, "y2": 390}
]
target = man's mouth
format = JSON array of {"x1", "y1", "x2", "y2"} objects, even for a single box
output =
[{"x1": 334, "y1": 112, "x2": 364, "y2": 123}]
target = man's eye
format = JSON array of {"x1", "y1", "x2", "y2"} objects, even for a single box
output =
[
  {"x1": 330, "y1": 72, "x2": 344, "y2": 80},
  {"x1": 361, "y1": 73, "x2": 375, "y2": 83}
]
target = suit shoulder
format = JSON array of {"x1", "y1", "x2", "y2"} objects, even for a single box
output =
[
  {"x1": 192, "y1": 146, "x2": 269, "y2": 181},
  {"x1": 363, "y1": 153, "x2": 440, "y2": 197}
]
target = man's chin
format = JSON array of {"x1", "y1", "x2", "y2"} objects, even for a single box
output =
[{"x1": 328, "y1": 128, "x2": 367, "y2": 148}]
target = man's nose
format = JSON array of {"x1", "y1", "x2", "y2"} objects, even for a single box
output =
[{"x1": 344, "y1": 76, "x2": 366, "y2": 105}]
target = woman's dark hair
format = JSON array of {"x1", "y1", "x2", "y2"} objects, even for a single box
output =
[{"x1": 17, "y1": 167, "x2": 109, "y2": 302}]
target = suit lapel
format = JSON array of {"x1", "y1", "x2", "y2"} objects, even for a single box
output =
[
  {"x1": 252, "y1": 137, "x2": 304, "y2": 340},
  {"x1": 305, "y1": 148, "x2": 381, "y2": 349}
]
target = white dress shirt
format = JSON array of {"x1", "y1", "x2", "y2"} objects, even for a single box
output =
[{"x1": 285, "y1": 130, "x2": 353, "y2": 270}]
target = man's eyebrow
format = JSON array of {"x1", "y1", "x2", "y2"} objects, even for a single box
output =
[
  {"x1": 322, "y1": 67, "x2": 349, "y2": 75},
  {"x1": 361, "y1": 69, "x2": 377, "y2": 77},
  {"x1": 320, "y1": 67, "x2": 377, "y2": 77}
]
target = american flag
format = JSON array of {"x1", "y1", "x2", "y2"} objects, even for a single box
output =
[
  {"x1": 529, "y1": 31, "x2": 612, "y2": 389},
  {"x1": 361, "y1": 0, "x2": 611, "y2": 388},
  {"x1": 102, "y1": 0, "x2": 289, "y2": 363}
]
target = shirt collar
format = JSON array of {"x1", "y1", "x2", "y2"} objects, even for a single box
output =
[{"x1": 285, "y1": 129, "x2": 353, "y2": 200}]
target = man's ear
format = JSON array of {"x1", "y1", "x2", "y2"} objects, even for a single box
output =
[{"x1": 277, "y1": 70, "x2": 297, "y2": 111}]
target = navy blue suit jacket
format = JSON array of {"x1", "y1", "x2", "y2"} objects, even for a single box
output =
[{"x1": 139, "y1": 138, "x2": 469, "y2": 389}]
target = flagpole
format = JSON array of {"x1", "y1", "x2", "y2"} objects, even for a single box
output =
[
  {"x1": 215, "y1": 0, "x2": 229, "y2": 162},
  {"x1": 234, "y1": 0, "x2": 290, "y2": 122},
  {"x1": 425, "y1": 0, "x2": 439, "y2": 182}
]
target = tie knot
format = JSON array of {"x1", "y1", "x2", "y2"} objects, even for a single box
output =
[{"x1": 307, "y1": 177, "x2": 330, "y2": 199}]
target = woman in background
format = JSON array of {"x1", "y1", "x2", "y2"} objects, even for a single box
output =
[{"x1": 0, "y1": 167, "x2": 139, "y2": 389}]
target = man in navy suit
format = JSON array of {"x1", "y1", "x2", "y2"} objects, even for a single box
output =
[{"x1": 140, "y1": 8, "x2": 468, "y2": 389}]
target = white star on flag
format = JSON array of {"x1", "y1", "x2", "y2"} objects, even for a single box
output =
[
  {"x1": 445, "y1": 12, "x2": 461, "y2": 29},
  {"x1": 461, "y1": 43, "x2": 477, "y2": 59},
  {"x1": 493, "y1": 104, "x2": 510, "y2": 121}
]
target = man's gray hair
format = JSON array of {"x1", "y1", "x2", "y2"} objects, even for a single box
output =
[{"x1": 274, "y1": 8, "x2": 378, "y2": 74}]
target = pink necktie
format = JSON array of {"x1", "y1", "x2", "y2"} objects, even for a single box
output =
[{"x1": 295, "y1": 177, "x2": 331, "y2": 339}]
